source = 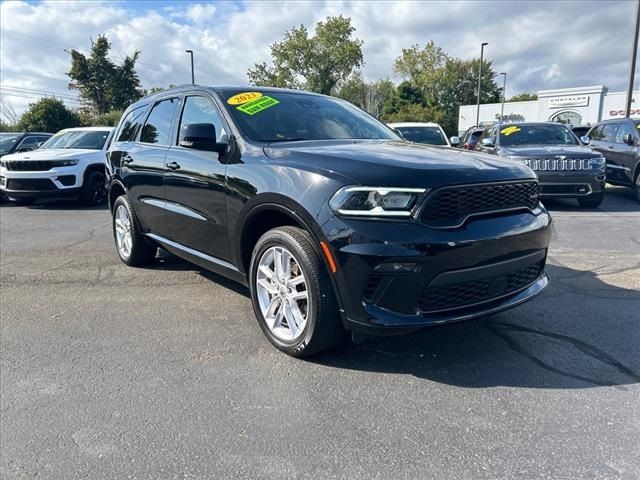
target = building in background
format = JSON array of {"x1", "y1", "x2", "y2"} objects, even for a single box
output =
[{"x1": 458, "y1": 85, "x2": 640, "y2": 134}]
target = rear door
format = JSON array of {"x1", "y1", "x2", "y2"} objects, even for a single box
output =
[
  {"x1": 118, "y1": 97, "x2": 180, "y2": 236},
  {"x1": 611, "y1": 121, "x2": 639, "y2": 185},
  {"x1": 162, "y1": 94, "x2": 231, "y2": 262}
]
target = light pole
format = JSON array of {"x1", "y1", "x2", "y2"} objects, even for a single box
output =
[
  {"x1": 625, "y1": 0, "x2": 640, "y2": 118},
  {"x1": 499, "y1": 72, "x2": 507, "y2": 121},
  {"x1": 185, "y1": 49, "x2": 195, "y2": 85},
  {"x1": 476, "y1": 42, "x2": 488, "y2": 127}
]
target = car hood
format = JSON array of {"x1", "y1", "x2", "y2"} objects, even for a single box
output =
[
  {"x1": 264, "y1": 140, "x2": 535, "y2": 188},
  {"x1": 498, "y1": 145, "x2": 600, "y2": 159},
  {"x1": 1, "y1": 148, "x2": 100, "y2": 161}
]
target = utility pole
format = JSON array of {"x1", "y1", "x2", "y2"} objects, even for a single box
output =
[
  {"x1": 625, "y1": 0, "x2": 640, "y2": 117},
  {"x1": 476, "y1": 42, "x2": 488, "y2": 127},
  {"x1": 500, "y1": 72, "x2": 507, "y2": 121},
  {"x1": 185, "y1": 50, "x2": 195, "y2": 85}
]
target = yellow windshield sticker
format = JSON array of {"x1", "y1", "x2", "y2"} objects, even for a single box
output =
[
  {"x1": 501, "y1": 126, "x2": 521, "y2": 136},
  {"x1": 237, "y1": 96, "x2": 279, "y2": 115},
  {"x1": 227, "y1": 92, "x2": 263, "y2": 105},
  {"x1": 637, "y1": 124, "x2": 640, "y2": 129}
]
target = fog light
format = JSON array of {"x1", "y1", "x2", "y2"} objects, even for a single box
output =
[
  {"x1": 596, "y1": 174, "x2": 606, "y2": 182},
  {"x1": 374, "y1": 262, "x2": 418, "y2": 273}
]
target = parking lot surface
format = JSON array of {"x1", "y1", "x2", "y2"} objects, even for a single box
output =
[{"x1": 1, "y1": 187, "x2": 639, "y2": 479}]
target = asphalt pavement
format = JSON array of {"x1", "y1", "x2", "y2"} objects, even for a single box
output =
[{"x1": 1, "y1": 187, "x2": 639, "y2": 479}]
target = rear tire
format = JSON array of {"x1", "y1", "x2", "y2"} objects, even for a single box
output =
[
  {"x1": 577, "y1": 192, "x2": 604, "y2": 209},
  {"x1": 635, "y1": 174, "x2": 640, "y2": 204},
  {"x1": 112, "y1": 195, "x2": 157, "y2": 266},
  {"x1": 80, "y1": 169, "x2": 107, "y2": 206},
  {"x1": 249, "y1": 226, "x2": 344, "y2": 357}
]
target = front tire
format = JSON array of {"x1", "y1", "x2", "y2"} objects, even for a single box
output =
[
  {"x1": 249, "y1": 226, "x2": 343, "y2": 357},
  {"x1": 80, "y1": 169, "x2": 107, "y2": 206},
  {"x1": 577, "y1": 192, "x2": 604, "y2": 209},
  {"x1": 112, "y1": 195, "x2": 157, "y2": 266}
]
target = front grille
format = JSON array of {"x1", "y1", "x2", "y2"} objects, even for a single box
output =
[
  {"x1": 6, "y1": 178, "x2": 56, "y2": 191},
  {"x1": 520, "y1": 158, "x2": 591, "y2": 171},
  {"x1": 418, "y1": 260, "x2": 543, "y2": 313},
  {"x1": 5, "y1": 160, "x2": 59, "y2": 171},
  {"x1": 420, "y1": 181, "x2": 538, "y2": 228}
]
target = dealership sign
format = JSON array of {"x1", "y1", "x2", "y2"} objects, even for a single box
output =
[{"x1": 548, "y1": 95, "x2": 589, "y2": 108}]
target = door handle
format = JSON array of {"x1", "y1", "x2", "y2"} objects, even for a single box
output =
[
  {"x1": 166, "y1": 161, "x2": 181, "y2": 170},
  {"x1": 122, "y1": 155, "x2": 134, "y2": 164}
]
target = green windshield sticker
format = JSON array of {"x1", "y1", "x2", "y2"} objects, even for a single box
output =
[{"x1": 237, "y1": 96, "x2": 279, "y2": 115}]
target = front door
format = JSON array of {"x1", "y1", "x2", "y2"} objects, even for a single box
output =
[{"x1": 163, "y1": 95, "x2": 231, "y2": 262}]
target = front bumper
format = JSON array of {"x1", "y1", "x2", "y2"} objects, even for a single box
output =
[
  {"x1": 535, "y1": 170, "x2": 606, "y2": 198},
  {"x1": 0, "y1": 168, "x2": 81, "y2": 199},
  {"x1": 321, "y1": 208, "x2": 552, "y2": 335}
]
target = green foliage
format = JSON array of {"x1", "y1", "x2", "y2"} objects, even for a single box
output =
[
  {"x1": 0, "y1": 121, "x2": 21, "y2": 132},
  {"x1": 508, "y1": 92, "x2": 538, "y2": 102},
  {"x1": 92, "y1": 110, "x2": 123, "y2": 127},
  {"x1": 67, "y1": 35, "x2": 143, "y2": 114},
  {"x1": 334, "y1": 72, "x2": 395, "y2": 117},
  {"x1": 248, "y1": 15, "x2": 363, "y2": 95},
  {"x1": 382, "y1": 104, "x2": 447, "y2": 124},
  {"x1": 143, "y1": 84, "x2": 177, "y2": 96},
  {"x1": 18, "y1": 97, "x2": 80, "y2": 133}
]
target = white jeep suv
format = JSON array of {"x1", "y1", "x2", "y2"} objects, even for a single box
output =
[{"x1": 0, "y1": 127, "x2": 114, "y2": 205}]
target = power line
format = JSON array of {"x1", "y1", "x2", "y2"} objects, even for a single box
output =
[{"x1": 1, "y1": 86, "x2": 80, "y2": 101}]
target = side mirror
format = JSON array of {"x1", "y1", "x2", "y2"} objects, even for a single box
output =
[
  {"x1": 450, "y1": 136, "x2": 460, "y2": 147},
  {"x1": 179, "y1": 123, "x2": 226, "y2": 153},
  {"x1": 580, "y1": 135, "x2": 590, "y2": 145},
  {"x1": 481, "y1": 138, "x2": 495, "y2": 147},
  {"x1": 392, "y1": 128, "x2": 405, "y2": 139},
  {"x1": 623, "y1": 133, "x2": 635, "y2": 146},
  {"x1": 36, "y1": 142, "x2": 45, "y2": 148}
]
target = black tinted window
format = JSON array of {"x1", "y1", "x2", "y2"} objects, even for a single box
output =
[
  {"x1": 601, "y1": 123, "x2": 620, "y2": 143},
  {"x1": 117, "y1": 107, "x2": 147, "y2": 142},
  {"x1": 18, "y1": 136, "x2": 44, "y2": 148},
  {"x1": 396, "y1": 126, "x2": 447, "y2": 146},
  {"x1": 179, "y1": 96, "x2": 226, "y2": 143},
  {"x1": 140, "y1": 98, "x2": 178, "y2": 145},
  {"x1": 614, "y1": 122, "x2": 635, "y2": 144},
  {"x1": 498, "y1": 124, "x2": 578, "y2": 146}
]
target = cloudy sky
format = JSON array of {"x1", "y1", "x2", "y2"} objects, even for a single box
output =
[{"x1": 0, "y1": 0, "x2": 638, "y2": 117}]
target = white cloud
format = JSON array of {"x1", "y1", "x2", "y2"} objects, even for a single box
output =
[{"x1": 1, "y1": 0, "x2": 638, "y2": 117}]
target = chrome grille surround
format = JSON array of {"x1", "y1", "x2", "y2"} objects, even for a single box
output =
[{"x1": 518, "y1": 158, "x2": 592, "y2": 171}]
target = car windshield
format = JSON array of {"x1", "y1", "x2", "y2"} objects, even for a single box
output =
[
  {"x1": 394, "y1": 126, "x2": 447, "y2": 146},
  {"x1": 40, "y1": 130, "x2": 110, "y2": 150},
  {"x1": 0, "y1": 133, "x2": 23, "y2": 155},
  {"x1": 219, "y1": 90, "x2": 398, "y2": 142},
  {"x1": 499, "y1": 124, "x2": 579, "y2": 146}
]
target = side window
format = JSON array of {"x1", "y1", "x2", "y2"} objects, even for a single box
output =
[
  {"x1": 140, "y1": 98, "x2": 179, "y2": 145},
  {"x1": 17, "y1": 136, "x2": 43, "y2": 149},
  {"x1": 601, "y1": 123, "x2": 620, "y2": 143},
  {"x1": 116, "y1": 107, "x2": 147, "y2": 142},
  {"x1": 614, "y1": 122, "x2": 635, "y2": 144},
  {"x1": 178, "y1": 96, "x2": 226, "y2": 144}
]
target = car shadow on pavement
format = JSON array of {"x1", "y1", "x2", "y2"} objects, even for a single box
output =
[{"x1": 311, "y1": 263, "x2": 640, "y2": 390}]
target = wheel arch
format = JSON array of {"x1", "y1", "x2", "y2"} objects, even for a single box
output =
[{"x1": 108, "y1": 179, "x2": 127, "y2": 212}]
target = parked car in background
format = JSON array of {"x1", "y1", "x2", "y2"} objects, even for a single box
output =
[
  {"x1": 107, "y1": 85, "x2": 550, "y2": 356},
  {"x1": 0, "y1": 132, "x2": 52, "y2": 157},
  {"x1": 0, "y1": 127, "x2": 114, "y2": 206},
  {"x1": 475, "y1": 122, "x2": 607, "y2": 208},
  {"x1": 387, "y1": 122, "x2": 458, "y2": 147},
  {"x1": 587, "y1": 118, "x2": 640, "y2": 203},
  {"x1": 459, "y1": 126, "x2": 484, "y2": 150},
  {"x1": 571, "y1": 125, "x2": 592, "y2": 138}
]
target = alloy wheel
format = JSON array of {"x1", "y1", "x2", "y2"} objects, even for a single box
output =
[
  {"x1": 256, "y1": 246, "x2": 309, "y2": 341},
  {"x1": 114, "y1": 205, "x2": 133, "y2": 258}
]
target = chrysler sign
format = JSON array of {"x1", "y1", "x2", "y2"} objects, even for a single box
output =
[{"x1": 549, "y1": 95, "x2": 590, "y2": 108}]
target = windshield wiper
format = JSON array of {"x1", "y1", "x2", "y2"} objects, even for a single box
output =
[{"x1": 264, "y1": 138, "x2": 310, "y2": 143}]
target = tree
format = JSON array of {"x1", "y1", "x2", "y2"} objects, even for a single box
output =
[
  {"x1": 509, "y1": 92, "x2": 538, "y2": 102},
  {"x1": 18, "y1": 98, "x2": 80, "y2": 133},
  {"x1": 335, "y1": 72, "x2": 395, "y2": 117},
  {"x1": 247, "y1": 15, "x2": 364, "y2": 95},
  {"x1": 67, "y1": 35, "x2": 143, "y2": 114},
  {"x1": 393, "y1": 41, "x2": 448, "y2": 103}
]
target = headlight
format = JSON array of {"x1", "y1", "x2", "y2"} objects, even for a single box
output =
[
  {"x1": 329, "y1": 186, "x2": 427, "y2": 217},
  {"x1": 589, "y1": 156, "x2": 605, "y2": 167},
  {"x1": 53, "y1": 159, "x2": 79, "y2": 167}
]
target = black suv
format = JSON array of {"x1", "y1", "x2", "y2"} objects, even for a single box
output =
[
  {"x1": 0, "y1": 132, "x2": 52, "y2": 157},
  {"x1": 587, "y1": 118, "x2": 640, "y2": 203},
  {"x1": 476, "y1": 122, "x2": 607, "y2": 208},
  {"x1": 107, "y1": 85, "x2": 551, "y2": 356}
]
